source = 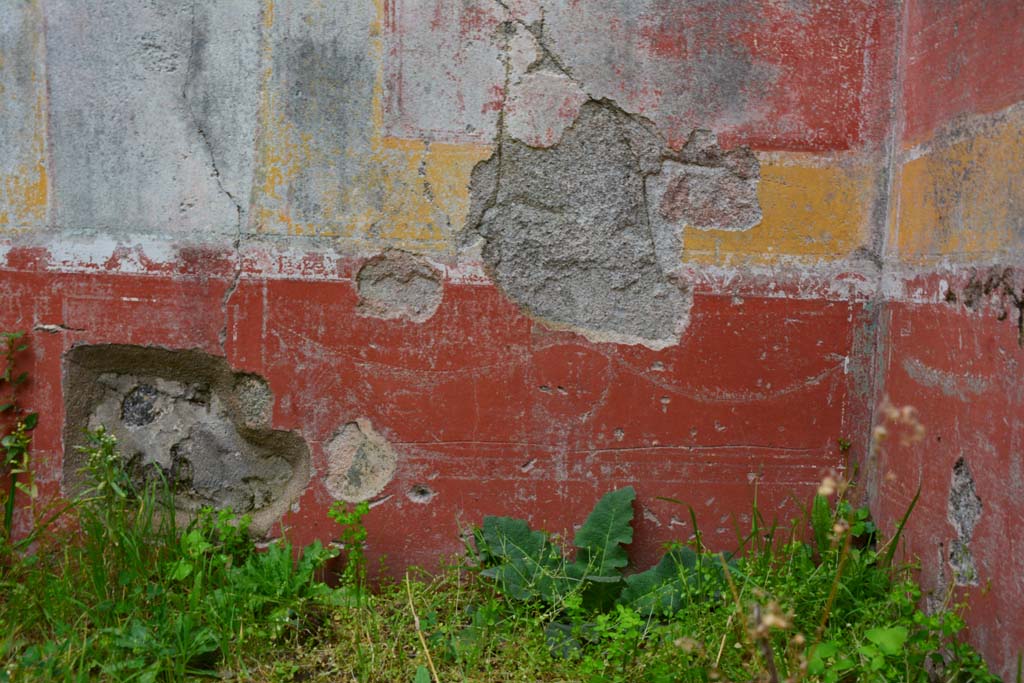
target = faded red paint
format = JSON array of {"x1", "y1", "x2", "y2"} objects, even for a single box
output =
[
  {"x1": 876, "y1": 293, "x2": 1024, "y2": 681},
  {"x1": 0, "y1": 255, "x2": 862, "y2": 573},
  {"x1": 723, "y1": 0, "x2": 898, "y2": 151},
  {"x1": 903, "y1": 0, "x2": 1024, "y2": 146},
  {"x1": 383, "y1": 0, "x2": 898, "y2": 152}
]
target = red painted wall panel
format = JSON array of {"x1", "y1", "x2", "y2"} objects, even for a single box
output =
[
  {"x1": 877, "y1": 299, "x2": 1024, "y2": 680},
  {"x1": 0, "y1": 260, "x2": 865, "y2": 573},
  {"x1": 903, "y1": 0, "x2": 1024, "y2": 145}
]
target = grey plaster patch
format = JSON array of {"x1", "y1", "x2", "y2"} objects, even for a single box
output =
[
  {"x1": 466, "y1": 100, "x2": 760, "y2": 348},
  {"x1": 646, "y1": 130, "x2": 760, "y2": 276},
  {"x1": 947, "y1": 458, "x2": 982, "y2": 586},
  {"x1": 63, "y1": 345, "x2": 309, "y2": 536},
  {"x1": 45, "y1": 0, "x2": 259, "y2": 234},
  {"x1": 467, "y1": 102, "x2": 689, "y2": 348},
  {"x1": 356, "y1": 250, "x2": 444, "y2": 323},
  {"x1": 324, "y1": 420, "x2": 398, "y2": 502}
]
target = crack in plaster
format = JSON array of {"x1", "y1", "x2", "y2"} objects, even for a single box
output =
[{"x1": 182, "y1": 0, "x2": 244, "y2": 351}]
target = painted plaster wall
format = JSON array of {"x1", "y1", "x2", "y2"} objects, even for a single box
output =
[
  {"x1": 0, "y1": 0, "x2": 1020, "y2": 674},
  {"x1": 872, "y1": 1, "x2": 1024, "y2": 677}
]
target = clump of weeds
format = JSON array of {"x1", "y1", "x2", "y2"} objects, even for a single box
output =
[{"x1": 0, "y1": 339, "x2": 1005, "y2": 682}]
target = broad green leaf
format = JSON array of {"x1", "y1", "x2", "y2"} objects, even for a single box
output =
[
  {"x1": 544, "y1": 621, "x2": 581, "y2": 659},
  {"x1": 570, "y1": 486, "x2": 636, "y2": 579},
  {"x1": 413, "y1": 665, "x2": 432, "y2": 683},
  {"x1": 866, "y1": 625, "x2": 908, "y2": 656},
  {"x1": 169, "y1": 560, "x2": 193, "y2": 581},
  {"x1": 618, "y1": 547, "x2": 696, "y2": 616},
  {"x1": 477, "y1": 516, "x2": 565, "y2": 602},
  {"x1": 23, "y1": 413, "x2": 38, "y2": 431}
]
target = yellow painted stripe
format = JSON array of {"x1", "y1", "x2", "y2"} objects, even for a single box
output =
[
  {"x1": 681, "y1": 154, "x2": 877, "y2": 265},
  {"x1": 896, "y1": 106, "x2": 1024, "y2": 261},
  {"x1": 0, "y1": 1, "x2": 47, "y2": 232}
]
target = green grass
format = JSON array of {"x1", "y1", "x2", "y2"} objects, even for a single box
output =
[{"x1": 0, "y1": 429, "x2": 1003, "y2": 682}]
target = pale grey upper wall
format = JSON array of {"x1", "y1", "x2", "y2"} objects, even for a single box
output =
[{"x1": 46, "y1": 1, "x2": 260, "y2": 235}]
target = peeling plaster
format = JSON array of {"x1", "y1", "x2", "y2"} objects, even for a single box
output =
[
  {"x1": 63, "y1": 345, "x2": 310, "y2": 536},
  {"x1": 947, "y1": 457, "x2": 983, "y2": 586},
  {"x1": 356, "y1": 250, "x2": 444, "y2": 323},
  {"x1": 465, "y1": 100, "x2": 761, "y2": 349}
]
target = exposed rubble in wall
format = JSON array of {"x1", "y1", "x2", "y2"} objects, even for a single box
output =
[
  {"x1": 466, "y1": 95, "x2": 760, "y2": 347},
  {"x1": 945, "y1": 267, "x2": 1024, "y2": 346},
  {"x1": 407, "y1": 483, "x2": 437, "y2": 505},
  {"x1": 947, "y1": 457, "x2": 983, "y2": 586},
  {"x1": 324, "y1": 420, "x2": 398, "y2": 503},
  {"x1": 356, "y1": 250, "x2": 444, "y2": 323},
  {"x1": 63, "y1": 345, "x2": 310, "y2": 536},
  {"x1": 458, "y1": 5, "x2": 763, "y2": 349}
]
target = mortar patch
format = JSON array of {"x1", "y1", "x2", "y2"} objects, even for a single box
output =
[
  {"x1": 356, "y1": 250, "x2": 444, "y2": 323},
  {"x1": 63, "y1": 345, "x2": 310, "y2": 536},
  {"x1": 325, "y1": 419, "x2": 398, "y2": 503}
]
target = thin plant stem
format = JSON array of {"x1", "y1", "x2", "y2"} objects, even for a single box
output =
[{"x1": 406, "y1": 572, "x2": 440, "y2": 683}]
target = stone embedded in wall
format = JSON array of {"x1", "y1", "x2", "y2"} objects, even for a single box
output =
[
  {"x1": 233, "y1": 374, "x2": 274, "y2": 429},
  {"x1": 947, "y1": 457, "x2": 983, "y2": 586},
  {"x1": 948, "y1": 267, "x2": 1024, "y2": 346},
  {"x1": 63, "y1": 345, "x2": 310, "y2": 536},
  {"x1": 466, "y1": 100, "x2": 761, "y2": 349},
  {"x1": 356, "y1": 250, "x2": 444, "y2": 323},
  {"x1": 324, "y1": 420, "x2": 397, "y2": 503}
]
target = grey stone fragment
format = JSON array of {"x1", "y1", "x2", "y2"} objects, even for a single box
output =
[
  {"x1": 356, "y1": 250, "x2": 444, "y2": 323},
  {"x1": 63, "y1": 345, "x2": 309, "y2": 536}
]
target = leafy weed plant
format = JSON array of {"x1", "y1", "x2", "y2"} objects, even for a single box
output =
[
  {"x1": 471, "y1": 484, "x2": 1000, "y2": 683},
  {"x1": 0, "y1": 334, "x2": 1003, "y2": 682},
  {"x1": 0, "y1": 428, "x2": 352, "y2": 682}
]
